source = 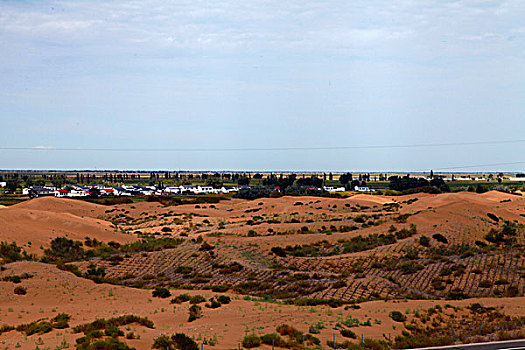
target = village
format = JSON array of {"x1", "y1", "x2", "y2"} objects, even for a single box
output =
[{"x1": 21, "y1": 183, "x2": 374, "y2": 198}]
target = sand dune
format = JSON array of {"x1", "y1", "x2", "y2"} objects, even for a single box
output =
[
  {"x1": 13, "y1": 196, "x2": 105, "y2": 217},
  {"x1": 3, "y1": 261, "x2": 525, "y2": 349},
  {"x1": 0, "y1": 198, "x2": 136, "y2": 253}
]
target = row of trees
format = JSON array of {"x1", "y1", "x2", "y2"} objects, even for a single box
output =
[{"x1": 388, "y1": 175, "x2": 450, "y2": 192}]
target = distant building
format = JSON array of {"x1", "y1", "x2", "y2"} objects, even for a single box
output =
[
  {"x1": 28, "y1": 186, "x2": 56, "y2": 198},
  {"x1": 354, "y1": 186, "x2": 373, "y2": 192},
  {"x1": 323, "y1": 186, "x2": 345, "y2": 192}
]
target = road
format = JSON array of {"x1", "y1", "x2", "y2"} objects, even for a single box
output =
[{"x1": 410, "y1": 339, "x2": 525, "y2": 350}]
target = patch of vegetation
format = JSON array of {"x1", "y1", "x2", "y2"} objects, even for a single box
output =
[
  {"x1": 152, "y1": 333, "x2": 199, "y2": 350},
  {"x1": 42, "y1": 236, "x2": 185, "y2": 263},
  {"x1": 242, "y1": 334, "x2": 262, "y2": 348},
  {"x1": 152, "y1": 287, "x2": 171, "y2": 298},
  {"x1": 389, "y1": 311, "x2": 407, "y2": 322},
  {"x1": 279, "y1": 226, "x2": 417, "y2": 257},
  {"x1": 171, "y1": 293, "x2": 191, "y2": 304},
  {"x1": 13, "y1": 286, "x2": 27, "y2": 295},
  {"x1": 188, "y1": 304, "x2": 202, "y2": 322},
  {"x1": 72, "y1": 315, "x2": 154, "y2": 334},
  {"x1": 1, "y1": 273, "x2": 32, "y2": 283},
  {"x1": 0, "y1": 241, "x2": 33, "y2": 263}
]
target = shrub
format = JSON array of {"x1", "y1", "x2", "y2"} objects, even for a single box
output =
[
  {"x1": 171, "y1": 293, "x2": 191, "y2": 304},
  {"x1": 271, "y1": 247, "x2": 287, "y2": 257},
  {"x1": 0, "y1": 241, "x2": 30, "y2": 263},
  {"x1": 487, "y1": 213, "x2": 499, "y2": 222},
  {"x1": 340, "y1": 328, "x2": 357, "y2": 338},
  {"x1": 42, "y1": 237, "x2": 85, "y2": 262},
  {"x1": 172, "y1": 333, "x2": 199, "y2": 350},
  {"x1": 189, "y1": 295, "x2": 206, "y2": 304},
  {"x1": 332, "y1": 280, "x2": 347, "y2": 289},
  {"x1": 399, "y1": 261, "x2": 424, "y2": 274},
  {"x1": 188, "y1": 305, "x2": 202, "y2": 322},
  {"x1": 205, "y1": 298, "x2": 221, "y2": 309},
  {"x1": 211, "y1": 285, "x2": 229, "y2": 293},
  {"x1": 261, "y1": 333, "x2": 286, "y2": 347},
  {"x1": 174, "y1": 266, "x2": 193, "y2": 274},
  {"x1": 242, "y1": 334, "x2": 262, "y2": 348},
  {"x1": 445, "y1": 288, "x2": 468, "y2": 300},
  {"x1": 104, "y1": 325, "x2": 124, "y2": 337},
  {"x1": 309, "y1": 322, "x2": 324, "y2": 334},
  {"x1": 77, "y1": 337, "x2": 133, "y2": 350},
  {"x1": 479, "y1": 280, "x2": 493, "y2": 288},
  {"x1": 419, "y1": 236, "x2": 430, "y2": 247},
  {"x1": 389, "y1": 311, "x2": 406, "y2": 322},
  {"x1": 51, "y1": 313, "x2": 71, "y2": 329},
  {"x1": 152, "y1": 287, "x2": 171, "y2": 298},
  {"x1": 506, "y1": 285, "x2": 520, "y2": 297},
  {"x1": 17, "y1": 321, "x2": 53, "y2": 335},
  {"x1": 432, "y1": 234, "x2": 448, "y2": 244},
  {"x1": 72, "y1": 315, "x2": 154, "y2": 334},
  {"x1": 152, "y1": 335, "x2": 172, "y2": 349},
  {"x1": 217, "y1": 295, "x2": 231, "y2": 304},
  {"x1": 14, "y1": 286, "x2": 27, "y2": 295}
]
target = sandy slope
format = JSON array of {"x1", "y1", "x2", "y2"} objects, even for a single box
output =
[
  {"x1": 2, "y1": 262, "x2": 525, "y2": 350},
  {"x1": 0, "y1": 198, "x2": 136, "y2": 254},
  {"x1": 13, "y1": 197, "x2": 105, "y2": 217}
]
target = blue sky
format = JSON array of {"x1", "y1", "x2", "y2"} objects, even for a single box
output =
[{"x1": 0, "y1": 0, "x2": 524, "y2": 171}]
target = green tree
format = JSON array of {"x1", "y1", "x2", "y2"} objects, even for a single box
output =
[
  {"x1": 205, "y1": 176, "x2": 223, "y2": 189},
  {"x1": 5, "y1": 178, "x2": 20, "y2": 192}
]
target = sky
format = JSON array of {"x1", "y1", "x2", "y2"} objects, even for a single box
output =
[{"x1": 0, "y1": 0, "x2": 524, "y2": 172}]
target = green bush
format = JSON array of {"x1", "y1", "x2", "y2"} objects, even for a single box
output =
[
  {"x1": 51, "y1": 313, "x2": 71, "y2": 329},
  {"x1": 211, "y1": 284, "x2": 229, "y2": 293},
  {"x1": 172, "y1": 333, "x2": 199, "y2": 350},
  {"x1": 104, "y1": 325, "x2": 124, "y2": 337},
  {"x1": 217, "y1": 295, "x2": 231, "y2": 304},
  {"x1": 189, "y1": 295, "x2": 206, "y2": 304},
  {"x1": 389, "y1": 311, "x2": 406, "y2": 322},
  {"x1": 432, "y1": 233, "x2": 448, "y2": 244},
  {"x1": 171, "y1": 293, "x2": 191, "y2": 304},
  {"x1": 242, "y1": 334, "x2": 262, "y2": 348},
  {"x1": 42, "y1": 237, "x2": 85, "y2": 262},
  {"x1": 14, "y1": 286, "x2": 26, "y2": 295},
  {"x1": 0, "y1": 241, "x2": 30, "y2": 263},
  {"x1": 261, "y1": 333, "x2": 286, "y2": 347},
  {"x1": 340, "y1": 328, "x2": 357, "y2": 338},
  {"x1": 77, "y1": 337, "x2": 133, "y2": 350},
  {"x1": 479, "y1": 280, "x2": 493, "y2": 288},
  {"x1": 17, "y1": 321, "x2": 53, "y2": 335},
  {"x1": 205, "y1": 298, "x2": 221, "y2": 309},
  {"x1": 152, "y1": 335, "x2": 172, "y2": 349},
  {"x1": 72, "y1": 315, "x2": 154, "y2": 334},
  {"x1": 419, "y1": 236, "x2": 430, "y2": 247},
  {"x1": 152, "y1": 287, "x2": 171, "y2": 298},
  {"x1": 188, "y1": 305, "x2": 202, "y2": 322},
  {"x1": 309, "y1": 322, "x2": 324, "y2": 334}
]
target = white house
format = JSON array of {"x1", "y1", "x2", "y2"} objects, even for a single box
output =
[
  {"x1": 55, "y1": 189, "x2": 70, "y2": 197},
  {"x1": 165, "y1": 186, "x2": 181, "y2": 194},
  {"x1": 354, "y1": 186, "x2": 373, "y2": 192},
  {"x1": 323, "y1": 186, "x2": 346, "y2": 192},
  {"x1": 219, "y1": 186, "x2": 240, "y2": 194},
  {"x1": 68, "y1": 189, "x2": 88, "y2": 197},
  {"x1": 196, "y1": 185, "x2": 214, "y2": 194},
  {"x1": 508, "y1": 177, "x2": 525, "y2": 182}
]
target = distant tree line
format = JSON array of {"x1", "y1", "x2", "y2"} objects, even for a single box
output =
[{"x1": 388, "y1": 175, "x2": 449, "y2": 193}]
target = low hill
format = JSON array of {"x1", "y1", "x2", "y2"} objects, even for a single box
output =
[{"x1": 0, "y1": 198, "x2": 136, "y2": 254}]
